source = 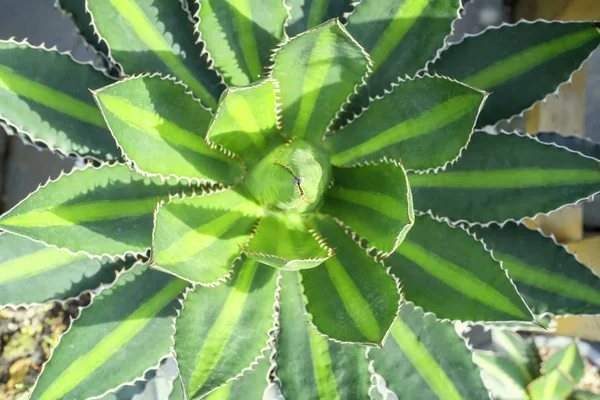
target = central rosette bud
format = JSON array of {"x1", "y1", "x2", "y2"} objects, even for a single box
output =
[{"x1": 246, "y1": 138, "x2": 331, "y2": 213}]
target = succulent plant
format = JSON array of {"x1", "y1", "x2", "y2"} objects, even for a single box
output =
[
  {"x1": 474, "y1": 330, "x2": 594, "y2": 400},
  {"x1": 0, "y1": 0, "x2": 599, "y2": 399}
]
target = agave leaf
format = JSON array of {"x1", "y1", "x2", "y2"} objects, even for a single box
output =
[
  {"x1": 472, "y1": 222, "x2": 600, "y2": 316},
  {"x1": 55, "y1": 0, "x2": 116, "y2": 72},
  {"x1": 274, "y1": 270, "x2": 371, "y2": 399},
  {"x1": 270, "y1": 19, "x2": 371, "y2": 144},
  {"x1": 491, "y1": 330, "x2": 541, "y2": 383},
  {"x1": 410, "y1": 131, "x2": 600, "y2": 224},
  {"x1": 242, "y1": 212, "x2": 333, "y2": 271},
  {"x1": 0, "y1": 164, "x2": 184, "y2": 257},
  {"x1": 300, "y1": 215, "x2": 400, "y2": 345},
  {"x1": 204, "y1": 356, "x2": 270, "y2": 400},
  {"x1": 369, "y1": 303, "x2": 489, "y2": 400},
  {"x1": 31, "y1": 263, "x2": 188, "y2": 400},
  {"x1": 285, "y1": 0, "x2": 353, "y2": 36},
  {"x1": 152, "y1": 187, "x2": 263, "y2": 285},
  {"x1": 175, "y1": 259, "x2": 277, "y2": 399},
  {"x1": 169, "y1": 375, "x2": 184, "y2": 400},
  {"x1": 206, "y1": 79, "x2": 284, "y2": 168},
  {"x1": 196, "y1": 0, "x2": 287, "y2": 86},
  {"x1": 325, "y1": 76, "x2": 487, "y2": 170},
  {"x1": 473, "y1": 351, "x2": 530, "y2": 400},
  {"x1": 347, "y1": 0, "x2": 460, "y2": 98},
  {"x1": 387, "y1": 214, "x2": 533, "y2": 322},
  {"x1": 322, "y1": 160, "x2": 413, "y2": 256},
  {"x1": 0, "y1": 39, "x2": 119, "y2": 160},
  {"x1": 0, "y1": 232, "x2": 133, "y2": 306},
  {"x1": 93, "y1": 74, "x2": 244, "y2": 184},
  {"x1": 86, "y1": 0, "x2": 222, "y2": 109},
  {"x1": 541, "y1": 343, "x2": 585, "y2": 384},
  {"x1": 429, "y1": 21, "x2": 600, "y2": 127},
  {"x1": 528, "y1": 369, "x2": 573, "y2": 400}
]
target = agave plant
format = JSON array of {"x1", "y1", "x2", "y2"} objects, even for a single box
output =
[
  {"x1": 474, "y1": 330, "x2": 594, "y2": 400},
  {"x1": 0, "y1": 0, "x2": 599, "y2": 398}
]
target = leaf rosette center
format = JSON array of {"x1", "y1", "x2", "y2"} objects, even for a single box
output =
[{"x1": 246, "y1": 138, "x2": 331, "y2": 213}]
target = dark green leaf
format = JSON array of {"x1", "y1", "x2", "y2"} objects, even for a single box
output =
[
  {"x1": 430, "y1": 21, "x2": 600, "y2": 127},
  {"x1": 0, "y1": 40, "x2": 119, "y2": 160},
  {"x1": 86, "y1": 0, "x2": 222, "y2": 109},
  {"x1": 410, "y1": 131, "x2": 600, "y2": 224},
  {"x1": 387, "y1": 214, "x2": 533, "y2": 322},
  {"x1": 175, "y1": 258, "x2": 277, "y2": 399},
  {"x1": 274, "y1": 270, "x2": 371, "y2": 399},
  {"x1": 32, "y1": 264, "x2": 188, "y2": 400},
  {"x1": 286, "y1": 0, "x2": 353, "y2": 36},
  {"x1": 472, "y1": 222, "x2": 600, "y2": 315},
  {"x1": 369, "y1": 303, "x2": 489, "y2": 399},
  {"x1": 301, "y1": 215, "x2": 400, "y2": 344},
  {"x1": 196, "y1": 0, "x2": 287, "y2": 86},
  {"x1": 94, "y1": 74, "x2": 244, "y2": 184}
]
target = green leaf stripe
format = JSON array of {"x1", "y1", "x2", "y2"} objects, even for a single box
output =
[
  {"x1": 285, "y1": 0, "x2": 353, "y2": 36},
  {"x1": 325, "y1": 76, "x2": 486, "y2": 170},
  {"x1": 528, "y1": 369, "x2": 574, "y2": 400},
  {"x1": 243, "y1": 212, "x2": 333, "y2": 271},
  {"x1": 347, "y1": 0, "x2": 460, "y2": 97},
  {"x1": 410, "y1": 131, "x2": 600, "y2": 224},
  {"x1": 0, "y1": 40, "x2": 119, "y2": 159},
  {"x1": 94, "y1": 74, "x2": 244, "y2": 184},
  {"x1": 87, "y1": 0, "x2": 222, "y2": 109},
  {"x1": 196, "y1": 0, "x2": 287, "y2": 86},
  {"x1": 0, "y1": 164, "x2": 186, "y2": 256},
  {"x1": 473, "y1": 222, "x2": 600, "y2": 316},
  {"x1": 0, "y1": 232, "x2": 130, "y2": 305},
  {"x1": 274, "y1": 271, "x2": 371, "y2": 400},
  {"x1": 175, "y1": 259, "x2": 277, "y2": 399},
  {"x1": 32, "y1": 264, "x2": 188, "y2": 400},
  {"x1": 270, "y1": 19, "x2": 371, "y2": 144},
  {"x1": 387, "y1": 214, "x2": 532, "y2": 322},
  {"x1": 207, "y1": 79, "x2": 283, "y2": 168},
  {"x1": 369, "y1": 303, "x2": 488, "y2": 400},
  {"x1": 301, "y1": 215, "x2": 400, "y2": 344},
  {"x1": 152, "y1": 188, "x2": 262, "y2": 285},
  {"x1": 430, "y1": 21, "x2": 600, "y2": 127}
]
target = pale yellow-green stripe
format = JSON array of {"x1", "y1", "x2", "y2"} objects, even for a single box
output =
[
  {"x1": 408, "y1": 169, "x2": 600, "y2": 189},
  {"x1": 473, "y1": 353, "x2": 528, "y2": 395},
  {"x1": 0, "y1": 248, "x2": 86, "y2": 285},
  {"x1": 398, "y1": 241, "x2": 528, "y2": 318},
  {"x1": 391, "y1": 318, "x2": 463, "y2": 400},
  {"x1": 465, "y1": 28, "x2": 599, "y2": 89},
  {"x1": 229, "y1": 0, "x2": 262, "y2": 80},
  {"x1": 1, "y1": 197, "x2": 158, "y2": 227},
  {"x1": 369, "y1": 0, "x2": 430, "y2": 70},
  {"x1": 156, "y1": 209, "x2": 250, "y2": 266},
  {"x1": 543, "y1": 370, "x2": 564, "y2": 399},
  {"x1": 225, "y1": 94, "x2": 265, "y2": 148},
  {"x1": 291, "y1": 30, "x2": 337, "y2": 140},
  {"x1": 331, "y1": 93, "x2": 482, "y2": 165},
  {"x1": 0, "y1": 65, "x2": 105, "y2": 127},
  {"x1": 38, "y1": 278, "x2": 187, "y2": 400},
  {"x1": 496, "y1": 252, "x2": 600, "y2": 305},
  {"x1": 493, "y1": 331, "x2": 533, "y2": 381},
  {"x1": 324, "y1": 257, "x2": 380, "y2": 340},
  {"x1": 307, "y1": 324, "x2": 340, "y2": 400},
  {"x1": 326, "y1": 186, "x2": 403, "y2": 220},
  {"x1": 206, "y1": 384, "x2": 232, "y2": 400},
  {"x1": 98, "y1": 94, "x2": 218, "y2": 156},
  {"x1": 108, "y1": 0, "x2": 217, "y2": 109},
  {"x1": 189, "y1": 260, "x2": 258, "y2": 390}
]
